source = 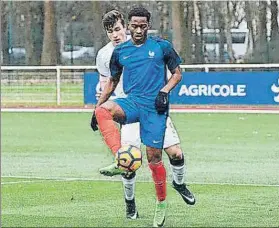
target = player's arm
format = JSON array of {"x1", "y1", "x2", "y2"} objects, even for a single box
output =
[
  {"x1": 155, "y1": 41, "x2": 182, "y2": 114},
  {"x1": 161, "y1": 41, "x2": 182, "y2": 92},
  {"x1": 91, "y1": 47, "x2": 122, "y2": 131},
  {"x1": 96, "y1": 49, "x2": 111, "y2": 99},
  {"x1": 91, "y1": 67, "x2": 121, "y2": 132},
  {"x1": 96, "y1": 74, "x2": 120, "y2": 107},
  {"x1": 96, "y1": 74, "x2": 109, "y2": 99},
  {"x1": 160, "y1": 66, "x2": 182, "y2": 93},
  {"x1": 96, "y1": 47, "x2": 123, "y2": 108},
  {"x1": 99, "y1": 75, "x2": 109, "y2": 91}
]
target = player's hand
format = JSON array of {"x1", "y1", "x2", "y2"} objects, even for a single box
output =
[
  {"x1": 155, "y1": 91, "x2": 169, "y2": 114},
  {"x1": 90, "y1": 110, "x2": 98, "y2": 131}
]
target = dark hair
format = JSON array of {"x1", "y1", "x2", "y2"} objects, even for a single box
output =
[
  {"x1": 102, "y1": 10, "x2": 125, "y2": 30},
  {"x1": 128, "y1": 7, "x2": 151, "y2": 22}
]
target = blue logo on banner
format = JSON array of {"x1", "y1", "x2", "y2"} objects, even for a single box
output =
[
  {"x1": 84, "y1": 71, "x2": 279, "y2": 105},
  {"x1": 271, "y1": 78, "x2": 279, "y2": 102}
]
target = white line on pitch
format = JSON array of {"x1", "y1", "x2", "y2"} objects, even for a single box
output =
[
  {"x1": 2, "y1": 176, "x2": 279, "y2": 187},
  {"x1": 1, "y1": 108, "x2": 279, "y2": 114}
]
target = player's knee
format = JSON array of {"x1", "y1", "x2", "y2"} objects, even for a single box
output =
[
  {"x1": 95, "y1": 106, "x2": 105, "y2": 117},
  {"x1": 148, "y1": 156, "x2": 162, "y2": 164},
  {"x1": 95, "y1": 106, "x2": 112, "y2": 123},
  {"x1": 146, "y1": 147, "x2": 162, "y2": 163},
  {"x1": 169, "y1": 153, "x2": 184, "y2": 166},
  {"x1": 171, "y1": 151, "x2": 183, "y2": 160},
  {"x1": 165, "y1": 144, "x2": 183, "y2": 160}
]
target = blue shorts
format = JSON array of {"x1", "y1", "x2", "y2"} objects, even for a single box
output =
[{"x1": 114, "y1": 98, "x2": 167, "y2": 149}]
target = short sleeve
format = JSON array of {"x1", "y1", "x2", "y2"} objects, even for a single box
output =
[
  {"x1": 161, "y1": 41, "x2": 182, "y2": 72},
  {"x1": 96, "y1": 50, "x2": 111, "y2": 77},
  {"x1": 109, "y1": 47, "x2": 123, "y2": 78}
]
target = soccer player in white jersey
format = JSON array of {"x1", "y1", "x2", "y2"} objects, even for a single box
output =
[{"x1": 92, "y1": 9, "x2": 195, "y2": 222}]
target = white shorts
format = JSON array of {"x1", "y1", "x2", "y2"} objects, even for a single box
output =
[{"x1": 121, "y1": 116, "x2": 180, "y2": 149}]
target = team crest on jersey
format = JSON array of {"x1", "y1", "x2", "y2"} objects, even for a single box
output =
[{"x1": 148, "y1": 51, "x2": 155, "y2": 58}]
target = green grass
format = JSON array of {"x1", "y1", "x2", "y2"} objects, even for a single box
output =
[
  {"x1": 1, "y1": 83, "x2": 83, "y2": 105},
  {"x1": 1, "y1": 113, "x2": 279, "y2": 227},
  {"x1": 2, "y1": 179, "x2": 278, "y2": 227}
]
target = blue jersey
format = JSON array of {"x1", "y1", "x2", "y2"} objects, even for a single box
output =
[{"x1": 110, "y1": 36, "x2": 181, "y2": 109}]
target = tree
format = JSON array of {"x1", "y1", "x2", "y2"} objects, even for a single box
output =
[
  {"x1": 171, "y1": 1, "x2": 184, "y2": 56},
  {"x1": 158, "y1": 1, "x2": 170, "y2": 39},
  {"x1": 269, "y1": 0, "x2": 279, "y2": 63},
  {"x1": 193, "y1": 1, "x2": 204, "y2": 63},
  {"x1": 224, "y1": 1, "x2": 234, "y2": 63},
  {"x1": 245, "y1": 1, "x2": 268, "y2": 63},
  {"x1": 41, "y1": 0, "x2": 59, "y2": 65},
  {"x1": 270, "y1": 0, "x2": 279, "y2": 41},
  {"x1": 258, "y1": 1, "x2": 268, "y2": 60},
  {"x1": 1, "y1": 1, "x2": 9, "y2": 65},
  {"x1": 216, "y1": 2, "x2": 225, "y2": 63},
  {"x1": 185, "y1": 1, "x2": 194, "y2": 63},
  {"x1": 171, "y1": 1, "x2": 194, "y2": 64},
  {"x1": 250, "y1": 1, "x2": 268, "y2": 63},
  {"x1": 92, "y1": 1, "x2": 105, "y2": 64},
  {"x1": 23, "y1": 2, "x2": 44, "y2": 65},
  {"x1": 245, "y1": 1, "x2": 255, "y2": 58}
]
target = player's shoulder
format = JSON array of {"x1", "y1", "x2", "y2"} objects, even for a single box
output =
[
  {"x1": 149, "y1": 36, "x2": 173, "y2": 49},
  {"x1": 114, "y1": 39, "x2": 131, "y2": 53},
  {"x1": 96, "y1": 42, "x2": 115, "y2": 74},
  {"x1": 97, "y1": 42, "x2": 114, "y2": 58}
]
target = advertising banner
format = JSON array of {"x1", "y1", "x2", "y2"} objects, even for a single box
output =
[{"x1": 84, "y1": 72, "x2": 279, "y2": 105}]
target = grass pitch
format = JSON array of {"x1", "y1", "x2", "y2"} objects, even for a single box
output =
[
  {"x1": 1, "y1": 112, "x2": 279, "y2": 227},
  {"x1": 1, "y1": 83, "x2": 83, "y2": 106}
]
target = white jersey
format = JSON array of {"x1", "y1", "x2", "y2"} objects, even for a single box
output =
[{"x1": 96, "y1": 42, "x2": 126, "y2": 98}]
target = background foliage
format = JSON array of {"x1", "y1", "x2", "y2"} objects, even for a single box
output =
[{"x1": 1, "y1": 1, "x2": 279, "y2": 65}]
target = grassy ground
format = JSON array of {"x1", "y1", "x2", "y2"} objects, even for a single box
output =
[
  {"x1": 1, "y1": 113, "x2": 279, "y2": 227},
  {"x1": 1, "y1": 83, "x2": 83, "y2": 106}
]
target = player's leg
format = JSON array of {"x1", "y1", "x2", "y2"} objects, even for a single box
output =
[
  {"x1": 120, "y1": 123, "x2": 141, "y2": 219},
  {"x1": 140, "y1": 111, "x2": 167, "y2": 227},
  {"x1": 95, "y1": 100, "x2": 125, "y2": 155},
  {"x1": 146, "y1": 146, "x2": 167, "y2": 227},
  {"x1": 95, "y1": 100, "x2": 125, "y2": 176},
  {"x1": 122, "y1": 172, "x2": 139, "y2": 219},
  {"x1": 97, "y1": 98, "x2": 139, "y2": 176},
  {"x1": 163, "y1": 117, "x2": 195, "y2": 205}
]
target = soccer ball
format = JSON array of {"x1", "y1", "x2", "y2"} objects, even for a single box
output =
[{"x1": 115, "y1": 145, "x2": 142, "y2": 172}]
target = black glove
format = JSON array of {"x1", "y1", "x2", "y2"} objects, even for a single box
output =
[
  {"x1": 90, "y1": 111, "x2": 98, "y2": 131},
  {"x1": 155, "y1": 91, "x2": 169, "y2": 114}
]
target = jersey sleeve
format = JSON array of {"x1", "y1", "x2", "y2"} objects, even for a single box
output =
[
  {"x1": 161, "y1": 40, "x2": 182, "y2": 72},
  {"x1": 109, "y1": 47, "x2": 123, "y2": 78},
  {"x1": 96, "y1": 50, "x2": 111, "y2": 77}
]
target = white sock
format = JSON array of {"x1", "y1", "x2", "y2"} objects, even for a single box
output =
[
  {"x1": 170, "y1": 164, "x2": 185, "y2": 185},
  {"x1": 122, "y1": 176, "x2": 136, "y2": 200}
]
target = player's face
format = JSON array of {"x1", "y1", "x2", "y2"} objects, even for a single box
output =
[
  {"x1": 128, "y1": 16, "x2": 149, "y2": 45},
  {"x1": 106, "y1": 20, "x2": 126, "y2": 46}
]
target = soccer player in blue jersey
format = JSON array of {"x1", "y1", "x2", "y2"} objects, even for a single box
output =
[
  {"x1": 94, "y1": 9, "x2": 195, "y2": 222},
  {"x1": 92, "y1": 7, "x2": 187, "y2": 227}
]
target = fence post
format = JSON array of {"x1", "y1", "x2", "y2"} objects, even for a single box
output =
[{"x1": 56, "y1": 66, "x2": 61, "y2": 105}]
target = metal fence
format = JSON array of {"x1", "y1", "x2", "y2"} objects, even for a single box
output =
[{"x1": 1, "y1": 64, "x2": 279, "y2": 106}]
